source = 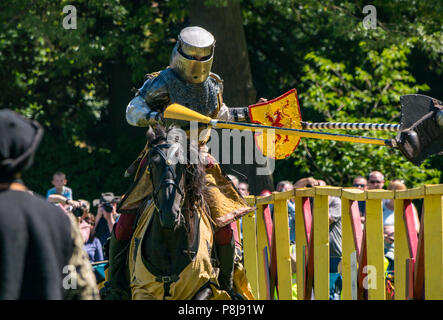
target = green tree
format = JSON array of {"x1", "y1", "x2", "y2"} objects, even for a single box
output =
[
  {"x1": 289, "y1": 42, "x2": 440, "y2": 187},
  {"x1": 1, "y1": 0, "x2": 441, "y2": 198},
  {"x1": 240, "y1": 0, "x2": 442, "y2": 186},
  {"x1": 0, "y1": 0, "x2": 187, "y2": 201}
]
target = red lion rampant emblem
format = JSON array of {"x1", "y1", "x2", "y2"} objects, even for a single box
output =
[{"x1": 264, "y1": 99, "x2": 291, "y2": 143}]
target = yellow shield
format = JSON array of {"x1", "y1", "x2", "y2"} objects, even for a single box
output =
[{"x1": 249, "y1": 89, "x2": 303, "y2": 159}]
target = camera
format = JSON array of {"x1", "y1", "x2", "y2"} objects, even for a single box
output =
[
  {"x1": 72, "y1": 205, "x2": 85, "y2": 217},
  {"x1": 71, "y1": 201, "x2": 88, "y2": 217},
  {"x1": 102, "y1": 201, "x2": 114, "y2": 213},
  {"x1": 93, "y1": 192, "x2": 121, "y2": 214}
]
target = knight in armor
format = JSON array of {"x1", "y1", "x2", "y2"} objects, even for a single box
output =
[{"x1": 102, "y1": 26, "x2": 255, "y2": 300}]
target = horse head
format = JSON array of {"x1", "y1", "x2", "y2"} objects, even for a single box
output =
[
  {"x1": 146, "y1": 125, "x2": 187, "y2": 230},
  {"x1": 146, "y1": 125, "x2": 207, "y2": 231}
]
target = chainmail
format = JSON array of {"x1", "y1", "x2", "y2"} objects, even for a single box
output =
[
  {"x1": 400, "y1": 94, "x2": 442, "y2": 130},
  {"x1": 396, "y1": 94, "x2": 443, "y2": 165},
  {"x1": 160, "y1": 68, "x2": 219, "y2": 118}
]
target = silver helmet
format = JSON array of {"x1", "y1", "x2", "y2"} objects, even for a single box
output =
[{"x1": 170, "y1": 26, "x2": 215, "y2": 84}]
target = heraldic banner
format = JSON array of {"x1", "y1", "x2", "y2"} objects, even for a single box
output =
[{"x1": 248, "y1": 89, "x2": 303, "y2": 159}]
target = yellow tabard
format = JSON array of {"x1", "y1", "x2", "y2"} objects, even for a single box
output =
[{"x1": 128, "y1": 202, "x2": 231, "y2": 300}]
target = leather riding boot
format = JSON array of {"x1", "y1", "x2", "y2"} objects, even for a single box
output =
[
  {"x1": 100, "y1": 232, "x2": 131, "y2": 300},
  {"x1": 215, "y1": 236, "x2": 235, "y2": 293}
]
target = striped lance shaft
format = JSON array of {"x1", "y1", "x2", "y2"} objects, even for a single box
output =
[{"x1": 300, "y1": 121, "x2": 400, "y2": 132}]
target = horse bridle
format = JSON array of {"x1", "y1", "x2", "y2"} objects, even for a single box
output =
[{"x1": 147, "y1": 143, "x2": 185, "y2": 211}]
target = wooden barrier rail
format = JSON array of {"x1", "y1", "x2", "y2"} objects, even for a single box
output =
[{"x1": 240, "y1": 184, "x2": 443, "y2": 300}]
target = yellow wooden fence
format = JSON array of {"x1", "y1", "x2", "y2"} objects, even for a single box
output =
[{"x1": 240, "y1": 184, "x2": 443, "y2": 300}]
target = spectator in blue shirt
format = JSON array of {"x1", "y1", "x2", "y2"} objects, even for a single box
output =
[{"x1": 46, "y1": 171, "x2": 73, "y2": 200}]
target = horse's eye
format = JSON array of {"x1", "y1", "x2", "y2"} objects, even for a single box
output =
[{"x1": 149, "y1": 154, "x2": 161, "y2": 164}]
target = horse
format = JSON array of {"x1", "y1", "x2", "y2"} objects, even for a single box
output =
[{"x1": 128, "y1": 125, "x2": 231, "y2": 300}]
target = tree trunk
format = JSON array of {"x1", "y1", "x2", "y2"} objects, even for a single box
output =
[
  {"x1": 104, "y1": 61, "x2": 142, "y2": 147},
  {"x1": 189, "y1": 0, "x2": 274, "y2": 195}
]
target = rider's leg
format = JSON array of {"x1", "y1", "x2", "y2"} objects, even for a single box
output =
[
  {"x1": 101, "y1": 213, "x2": 136, "y2": 300},
  {"x1": 214, "y1": 225, "x2": 235, "y2": 292}
]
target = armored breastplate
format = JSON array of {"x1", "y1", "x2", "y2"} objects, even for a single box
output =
[{"x1": 160, "y1": 69, "x2": 219, "y2": 118}]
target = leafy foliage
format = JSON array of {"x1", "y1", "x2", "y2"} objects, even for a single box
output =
[
  {"x1": 240, "y1": 0, "x2": 443, "y2": 187},
  {"x1": 0, "y1": 0, "x2": 187, "y2": 202},
  {"x1": 292, "y1": 43, "x2": 439, "y2": 186},
  {"x1": 0, "y1": 0, "x2": 441, "y2": 199}
]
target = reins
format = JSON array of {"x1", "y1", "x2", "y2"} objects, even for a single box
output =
[{"x1": 147, "y1": 143, "x2": 185, "y2": 213}]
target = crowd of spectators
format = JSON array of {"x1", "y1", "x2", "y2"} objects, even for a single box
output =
[
  {"x1": 32, "y1": 168, "x2": 420, "y2": 300},
  {"x1": 226, "y1": 170, "x2": 421, "y2": 300},
  {"x1": 45, "y1": 172, "x2": 120, "y2": 269}
]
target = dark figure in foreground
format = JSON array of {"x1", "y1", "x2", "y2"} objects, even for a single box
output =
[{"x1": 0, "y1": 109, "x2": 99, "y2": 300}]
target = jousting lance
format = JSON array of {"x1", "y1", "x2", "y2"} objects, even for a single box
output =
[
  {"x1": 163, "y1": 103, "x2": 396, "y2": 148},
  {"x1": 164, "y1": 92, "x2": 443, "y2": 165},
  {"x1": 300, "y1": 121, "x2": 400, "y2": 132}
]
